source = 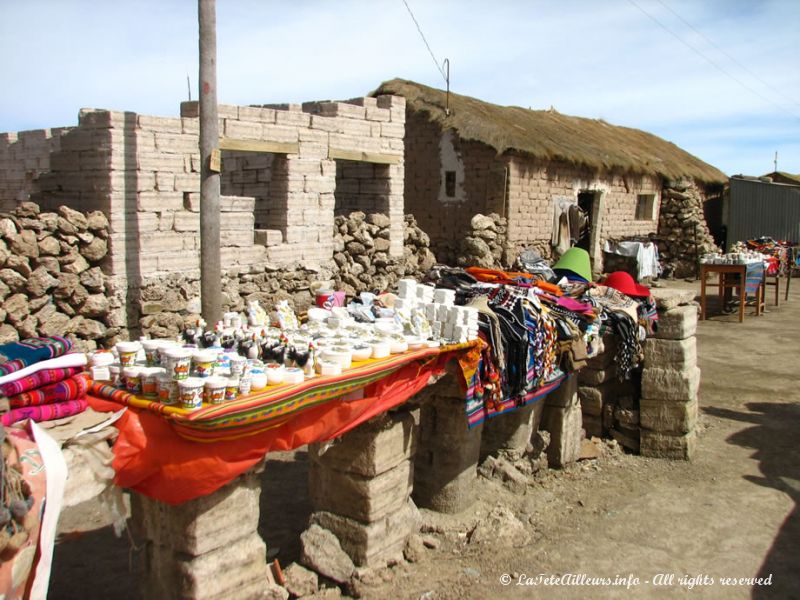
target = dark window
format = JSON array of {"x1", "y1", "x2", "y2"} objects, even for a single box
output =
[
  {"x1": 636, "y1": 194, "x2": 655, "y2": 220},
  {"x1": 445, "y1": 170, "x2": 456, "y2": 197}
]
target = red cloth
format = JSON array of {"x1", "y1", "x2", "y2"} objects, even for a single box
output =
[{"x1": 87, "y1": 350, "x2": 463, "y2": 505}]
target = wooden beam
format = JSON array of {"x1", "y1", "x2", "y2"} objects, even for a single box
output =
[
  {"x1": 219, "y1": 138, "x2": 299, "y2": 154},
  {"x1": 328, "y1": 147, "x2": 402, "y2": 164}
]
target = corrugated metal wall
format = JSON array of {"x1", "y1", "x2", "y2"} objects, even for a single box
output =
[{"x1": 727, "y1": 178, "x2": 800, "y2": 244}]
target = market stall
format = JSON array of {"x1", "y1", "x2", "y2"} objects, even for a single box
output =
[{"x1": 2, "y1": 247, "x2": 672, "y2": 597}]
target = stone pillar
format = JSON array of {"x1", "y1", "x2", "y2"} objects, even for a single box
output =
[
  {"x1": 541, "y1": 374, "x2": 582, "y2": 468},
  {"x1": 413, "y1": 376, "x2": 483, "y2": 514},
  {"x1": 479, "y1": 400, "x2": 545, "y2": 460},
  {"x1": 308, "y1": 409, "x2": 420, "y2": 567},
  {"x1": 130, "y1": 468, "x2": 269, "y2": 600},
  {"x1": 578, "y1": 335, "x2": 616, "y2": 437},
  {"x1": 640, "y1": 290, "x2": 700, "y2": 460}
]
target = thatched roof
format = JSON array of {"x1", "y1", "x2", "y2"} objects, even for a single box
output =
[{"x1": 374, "y1": 78, "x2": 727, "y2": 185}]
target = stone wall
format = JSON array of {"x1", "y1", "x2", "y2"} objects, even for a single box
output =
[
  {"x1": 657, "y1": 180, "x2": 720, "y2": 278},
  {"x1": 0, "y1": 128, "x2": 71, "y2": 212},
  {"x1": 0, "y1": 202, "x2": 116, "y2": 351}
]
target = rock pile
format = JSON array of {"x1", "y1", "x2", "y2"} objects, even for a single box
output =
[
  {"x1": 658, "y1": 181, "x2": 719, "y2": 278},
  {"x1": 454, "y1": 213, "x2": 510, "y2": 269},
  {"x1": 137, "y1": 265, "x2": 331, "y2": 341},
  {"x1": 0, "y1": 202, "x2": 114, "y2": 351},
  {"x1": 331, "y1": 212, "x2": 436, "y2": 297}
]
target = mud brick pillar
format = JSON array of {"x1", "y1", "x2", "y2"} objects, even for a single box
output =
[
  {"x1": 578, "y1": 334, "x2": 617, "y2": 437},
  {"x1": 413, "y1": 376, "x2": 484, "y2": 514},
  {"x1": 541, "y1": 374, "x2": 582, "y2": 467},
  {"x1": 479, "y1": 402, "x2": 542, "y2": 461},
  {"x1": 308, "y1": 409, "x2": 420, "y2": 567},
  {"x1": 640, "y1": 290, "x2": 700, "y2": 460},
  {"x1": 130, "y1": 467, "x2": 269, "y2": 600}
]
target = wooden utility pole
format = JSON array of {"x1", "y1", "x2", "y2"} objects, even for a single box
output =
[{"x1": 198, "y1": 0, "x2": 221, "y2": 326}]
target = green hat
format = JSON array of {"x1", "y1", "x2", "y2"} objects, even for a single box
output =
[{"x1": 552, "y1": 247, "x2": 592, "y2": 281}]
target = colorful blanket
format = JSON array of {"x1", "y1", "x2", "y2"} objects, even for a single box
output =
[
  {"x1": 0, "y1": 336, "x2": 72, "y2": 377},
  {"x1": 1, "y1": 398, "x2": 88, "y2": 427},
  {"x1": 1, "y1": 366, "x2": 85, "y2": 398},
  {"x1": 0, "y1": 353, "x2": 87, "y2": 387},
  {"x1": 9, "y1": 373, "x2": 90, "y2": 408}
]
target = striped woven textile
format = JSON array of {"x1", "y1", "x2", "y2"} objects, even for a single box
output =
[
  {"x1": 1, "y1": 398, "x2": 88, "y2": 427},
  {"x1": 91, "y1": 342, "x2": 479, "y2": 442},
  {"x1": 0, "y1": 336, "x2": 72, "y2": 376},
  {"x1": 466, "y1": 371, "x2": 565, "y2": 428},
  {"x1": 9, "y1": 372, "x2": 90, "y2": 408},
  {"x1": 1, "y1": 366, "x2": 85, "y2": 398}
]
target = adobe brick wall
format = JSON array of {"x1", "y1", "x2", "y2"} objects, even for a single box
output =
[
  {"x1": 506, "y1": 158, "x2": 661, "y2": 265},
  {"x1": 0, "y1": 127, "x2": 72, "y2": 212},
  {"x1": 401, "y1": 112, "x2": 660, "y2": 270},
  {"x1": 402, "y1": 114, "x2": 506, "y2": 263},
  {"x1": 0, "y1": 95, "x2": 406, "y2": 277}
]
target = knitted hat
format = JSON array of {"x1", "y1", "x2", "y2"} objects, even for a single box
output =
[
  {"x1": 552, "y1": 247, "x2": 592, "y2": 282},
  {"x1": 603, "y1": 271, "x2": 651, "y2": 298}
]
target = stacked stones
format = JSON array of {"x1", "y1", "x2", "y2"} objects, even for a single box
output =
[
  {"x1": 137, "y1": 265, "x2": 332, "y2": 341},
  {"x1": 640, "y1": 288, "x2": 699, "y2": 460},
  {"x1": 658, "y1": 180, "x2": 719, "y2": 279},
  {"x1": 0, "y1": 202, "x2": 114, "y2": 351},
  {"x1": 306, "y1": 410, "x2": 420, "y2": 569},
  {"x1": 131, "y1": 470, "x2": 269, "y2": 599},
  {"x1": 541, "y1": 375, "x2": 583, "y2": 467},
  {"x1": 136, "y1": 211, "x2": 437, "y2": 340},
  {"x1": 331, "y1": 211, "x2": 436, "y2": 296},
  {"x1": 454, "y1": 213, "x2": 511, "y2": 269},
  {"x1": 577, "y1": 336, "x2": 641, "y2": 452}
]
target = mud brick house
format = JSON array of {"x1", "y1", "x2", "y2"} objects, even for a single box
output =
[{"x1": 374, "y1": 79, "x2": 726, "y2": 272}]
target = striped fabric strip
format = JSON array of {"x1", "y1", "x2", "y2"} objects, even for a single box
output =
[
  {"x1": 0, "y1": 366, "x2": 84, "y2": 397},
  {"x1": 0, "y1": 336, "x2": 72, "y2": 376},
  {"x1": 9, "y1": 372, "x2": 90, "y2": 408},
  {"x1": 90, "y1": 342, "x2": 480, "y2": 441},
  {"x1": 466, "y1": 373, "x2": 565, "y2": 428},
  {"x1": 1, "y1": 397, "x2": 88, "y2": 426}
]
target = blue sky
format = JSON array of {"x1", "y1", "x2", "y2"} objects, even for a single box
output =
[{"x1": 1, "y1": 0, "x2": 798, "y2": 177}]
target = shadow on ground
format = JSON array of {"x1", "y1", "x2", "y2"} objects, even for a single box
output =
[{"x1": 704, "y1": 402, "x2": 800, "y2": 599}]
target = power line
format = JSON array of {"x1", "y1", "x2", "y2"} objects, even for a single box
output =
[
  {"x1": 627, "y1": 0, "x2": 800, "y2": 120},
  {"x1": 401, "y1": 0, "x2": 447, "y2": 83},
  {"x1": 655, "y1": 0, "x2": 800, "y2": 110}
]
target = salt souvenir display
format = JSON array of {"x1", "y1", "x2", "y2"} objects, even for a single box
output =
[
  {"x1": 123, "y1": 367, "x2": 143, "y2": 394},
  {"x1": 116, "y1": 341, "x2": 141, "y2": 367},
  {"x1": 141, "y1": 339, "x2": 163, "y2": 367},
  {"x1": 178, "y1": 378, "x2": 204, "y2": 409},
  {"x1": 224, "y1": 377, "x2": 240, "y2": 401},
  {"x1": 192, "y1": 350, "x2": 217, "y2": 378},
  {"x1": 156, "y1": 374, "x2": 178, "y2": 405},
  {"x1": 203, "y1": 377, "x2": 227, "y2": 404},
  {"x1": 284, "y1": 368, "x2": 305, "y2": 384},
  {"x1": 164, "y1": 348, "x2": 192, "y2": 380}
]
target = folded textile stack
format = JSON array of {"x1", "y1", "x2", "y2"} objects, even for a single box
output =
[{"x1": 0, "y1": 337, "x2": 89, "y2": 427}]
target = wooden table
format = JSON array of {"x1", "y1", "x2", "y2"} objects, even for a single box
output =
[{"x1": 699, "y1": 263, "x2": 764, "y2": 322}]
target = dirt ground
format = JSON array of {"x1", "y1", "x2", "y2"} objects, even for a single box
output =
[{"x1": 48, "y1": 279, "x2": 800, "y2": 599}]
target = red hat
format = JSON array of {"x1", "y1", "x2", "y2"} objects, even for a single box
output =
[{"x1": 602, "y1": 271, "x2": 651, "y2": 298}]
